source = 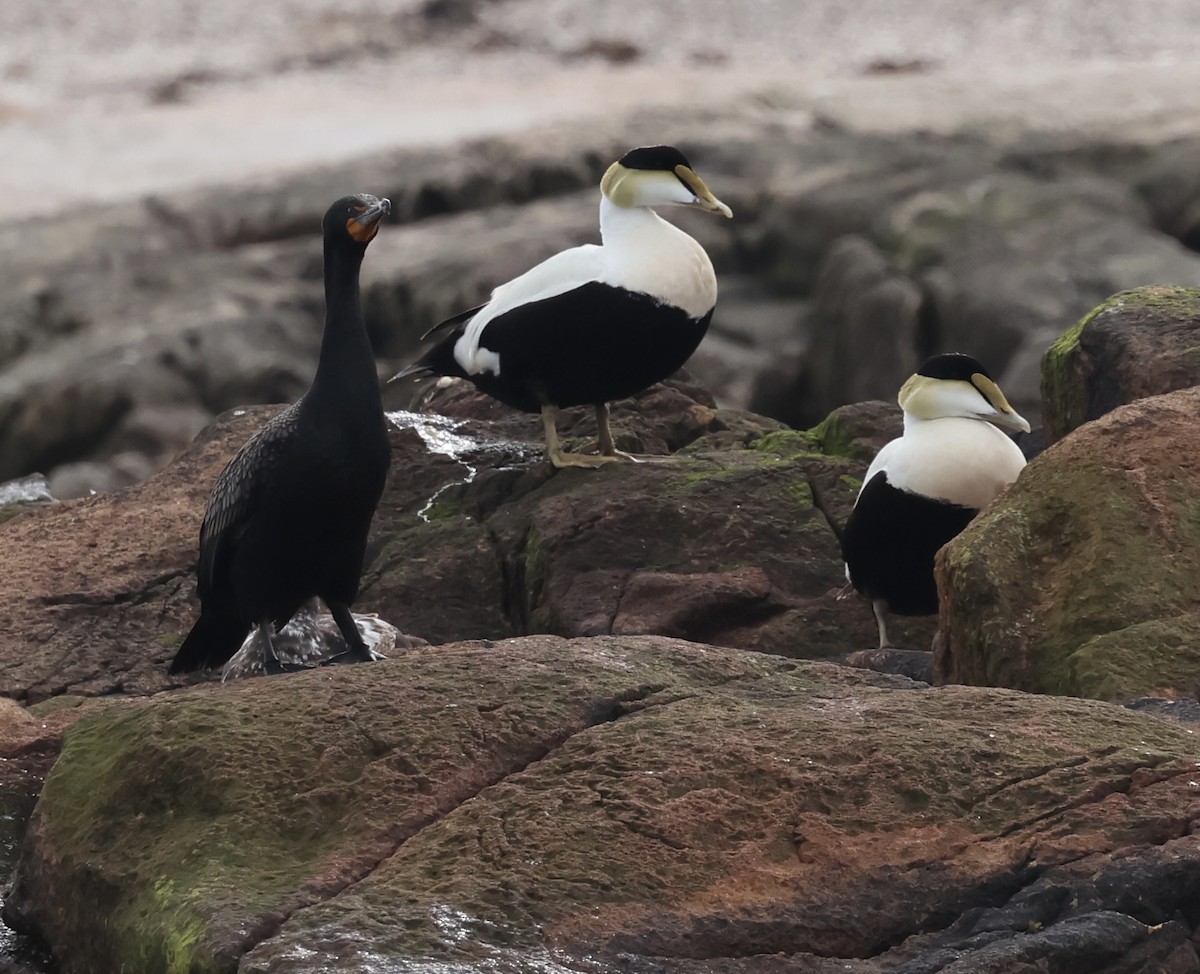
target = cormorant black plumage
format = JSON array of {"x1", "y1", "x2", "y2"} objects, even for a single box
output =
[{"x1": 170, "y1": 194, "x2": 392, "y2": 674}]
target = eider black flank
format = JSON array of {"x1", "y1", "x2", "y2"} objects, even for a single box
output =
[
  {"x1": 170, "y1": 193, "x2": 392, "y2": 675},
  {"x1": 618, "y1": 145, "x2": 691, "y2": 172},
  {"x1": 841, "y1": 471, "x2": 976, "y2": 616},
  {"x1": 918, "y1": 352, "x2": 993, "y2": 382}
]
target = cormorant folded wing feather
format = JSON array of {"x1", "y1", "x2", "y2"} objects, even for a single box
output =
[{"x1": 195, "y1": 406, "x2": 297, "y2": 599}]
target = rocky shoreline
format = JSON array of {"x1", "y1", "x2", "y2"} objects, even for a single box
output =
[
  {"x1": 4, "y1": 29, "x2": 1200, "y2": 970},
  {"x1": 2, "y1": 278, "x2": 1200, "y2": 969}
]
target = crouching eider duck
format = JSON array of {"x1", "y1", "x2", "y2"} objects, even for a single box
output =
[
  {"x1": 170, "y1": 194, "x2": 393, "y2": 675},
  {"x1": 394, "y1": 145, "x2": 732, "y2": 468},
  {"x1": 840, "y1": 353, "x2": 1030, "y2": 650}
]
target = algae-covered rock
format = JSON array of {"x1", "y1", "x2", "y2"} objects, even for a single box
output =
[
  {"x1": 0, "y1": 376, "x2": 902, "y2": 703},
  {"x1": 936, "y1": 385, "x2": 1200, "y2": 699},
  {"x1": 1041, "y1": 285, "x2": 1200, "y2": 445},
  {"x1": 10, "y1": 637, "x2": 1200, "y2": 974}
]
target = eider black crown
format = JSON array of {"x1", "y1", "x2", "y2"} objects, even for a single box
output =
[
  {"x1": 618, "y1": 145, "x2": 691, "y2": 172},
  {"x1": 918, "y1": 353, "x2": 992, "y2": 383}
]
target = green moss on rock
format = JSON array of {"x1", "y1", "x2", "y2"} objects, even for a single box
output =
[
  {"x1": 17, "y1": 639, "x2": 1200, "y2": 973},
  {"x1": 752, "y1": 429, "x2": 822, "y2": 458},
  {"x1": 1040, "y1": 296, "x2": 1108, "y2": 445},
  {"x1": 940, "y1": 386, "x2": 1200, "y2": 700},
  {"x1": 1068, "y1": 615, "x2": 1200, "y2": 701}
]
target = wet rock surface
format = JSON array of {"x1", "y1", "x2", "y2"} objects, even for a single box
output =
[
  {"x1": 0, "y1": 377, "x2": 916, "y2": 703},
  {"x1": 10, "y1": 636, "x2": 1200, "y2": 974}
]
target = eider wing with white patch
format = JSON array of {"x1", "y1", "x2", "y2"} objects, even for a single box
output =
[{"x1": 455, "y1": 244, "x2": 604, "y2": 375}]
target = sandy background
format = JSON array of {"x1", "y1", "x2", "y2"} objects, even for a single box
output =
[{"x1": 3, "y1": 0, "x2": 1200, "y2": 220}]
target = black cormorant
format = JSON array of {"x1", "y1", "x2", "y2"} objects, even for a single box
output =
[
  {"x1": 170, "y1": 194, "x2": 392, "y2": 674},
  {"x1": 840, "y1": 353, "x2": 1029, "y2": 649},
  {"x1": 394, "y1": 145, "x2": 732, "y2": 468}
]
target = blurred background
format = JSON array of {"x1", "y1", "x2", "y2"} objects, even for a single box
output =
[{"x1": 3, "y1": 0, "x2": 1200, "y2": 498}]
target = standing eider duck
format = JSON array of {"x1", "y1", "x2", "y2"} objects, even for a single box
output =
[
  {"x1": 170, "y1": 194, "x2": 393, "y2": 675},
  {"x1": 840, "y1": 353, "x2": 1030, "y2": 650},
  {"x1": 394, "y1": 145, "x2": 732, "y2": 468}
]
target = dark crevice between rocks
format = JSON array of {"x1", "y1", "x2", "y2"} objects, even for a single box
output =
[
  {"x1": 971, "y1": 754, "x2": 1092, "y2": 806},
  {"x1": 230, "y1": 681, "x2": 675, "y2": 965},
  {"x1": 804, "y1": 476, "x2": 845, "y2": 549},
  {"x1": 489, "y1": 520, "x2": 531, "y2": 635},
  {"x1": 36, "y1": 568, "x2": 193, "y2": 610},
  {"x1": 994, "y1": 754, "x2": 1178, "y2": 840}
]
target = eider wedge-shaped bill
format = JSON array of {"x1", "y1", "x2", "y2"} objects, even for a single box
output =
[
  {"x1": 674, "y1": 165, "x2": 733, "y2": 217},
  {"x1": 971, "y1": 372, "x2": 1031, "y2": 432},
  {"x1": 346, "y1": 196, "x2": 392, "y2": 243}
]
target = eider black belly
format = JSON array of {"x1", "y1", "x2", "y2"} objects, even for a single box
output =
[
  {"x1": 472, "y1": 282, "x2": 712, "y2": 412},
  {"x1": 840, "y1": 470, "x2": 977, "y2": 616}
]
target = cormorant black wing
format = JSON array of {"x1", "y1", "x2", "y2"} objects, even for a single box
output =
[{"x1": 196, "y1": 404, "x2": 299, "y2": 600}]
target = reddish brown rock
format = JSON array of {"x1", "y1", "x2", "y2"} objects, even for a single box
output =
[
  {"x1": 8, "y1": 637, "x2": 1200, "y2": 974},
  {"x1": 0, "y1": 377, "x2": 893, "y2": 704},
  {"x1": 937, "y1": 385, "x2": 1200, "y2": 700},
  {"x1": 1042, "y1": 285, "x2": 1200, "y2": 445}
]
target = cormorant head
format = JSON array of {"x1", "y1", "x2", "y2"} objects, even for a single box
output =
[
  {"x1": 600, "y1": 145, "x2": 732, "y2": 218},
  {"x1": 898, "y1": 353, "x2": 1031, "y2": 432},
  {"x1": 324, "y1": 194, "x2": 391, "y2": 245}
]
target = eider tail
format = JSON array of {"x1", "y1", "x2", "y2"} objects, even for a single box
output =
[
  {"x1": 389, "y1": 304, "x2": 484, "y2": 384},
  {"x1": 169, "y1": 609, "x2": 250, "y2": 674},
  {"x1": 389, "y1": 330, "x2": 470, "y2": 384}
]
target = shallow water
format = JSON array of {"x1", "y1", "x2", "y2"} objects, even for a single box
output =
[{"x1": 0, "y1": 774, "x2": 53, "y2": 972}]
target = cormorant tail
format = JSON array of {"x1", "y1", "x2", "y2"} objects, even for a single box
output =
[{"x1": 169, "y1": 610, "x2": 251, "y2": 674}]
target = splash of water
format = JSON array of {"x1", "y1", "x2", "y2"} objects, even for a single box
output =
[{"x1": 387, "y1": 411, "x2": 538, "y2": 522}]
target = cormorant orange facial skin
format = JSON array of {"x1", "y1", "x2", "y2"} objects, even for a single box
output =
[{"x1": 170, "y1": 194, "x2": 393, "y2": 675}]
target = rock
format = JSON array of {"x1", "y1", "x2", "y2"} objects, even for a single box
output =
[
  {"x1": 8, "y1": 636, "x2": 1200, "y2": 974},
  {"x1": 760, "y1": 150, "x2": 1200, "y2": 427},
  {"x1": 797, "y1": 235, "x2": 924, "y2": 427},
  {"x1": 7, "y1": 114, "x2": 1200, "y2": 490},
  {"x1": 0, "y1": 379, "x2": 910, "y2": 703},
  {"x1": 936, "y1": 386, "x2": 1200, "y2": 699},
  {"x1": 1042, "y1": 285, "x2": 1200, "y2": 445},
  {"x1": 0, "y1": 404, "x2": 282, "y2": 701}
]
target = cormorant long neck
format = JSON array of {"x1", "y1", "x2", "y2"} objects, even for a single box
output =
[{"x1": 309, "y1": 238, "x2": 379, "y2": 408}]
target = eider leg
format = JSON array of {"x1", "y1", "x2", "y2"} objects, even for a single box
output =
[
  {"x1": 326, "y1": 602, "x2": 379, "y2": 664},
  {"x1": 541, "y1": 404, "x2": 618, "y2": 469},
  {"x1": 586, "y1": 403, "x2": 677, "y2": 464},
  {"x1": 872, "y1": 599, "x2": 895, "y2": 650},
  {"x1": 593, "y1": 403, "x2": 640, "y2": 462}
]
